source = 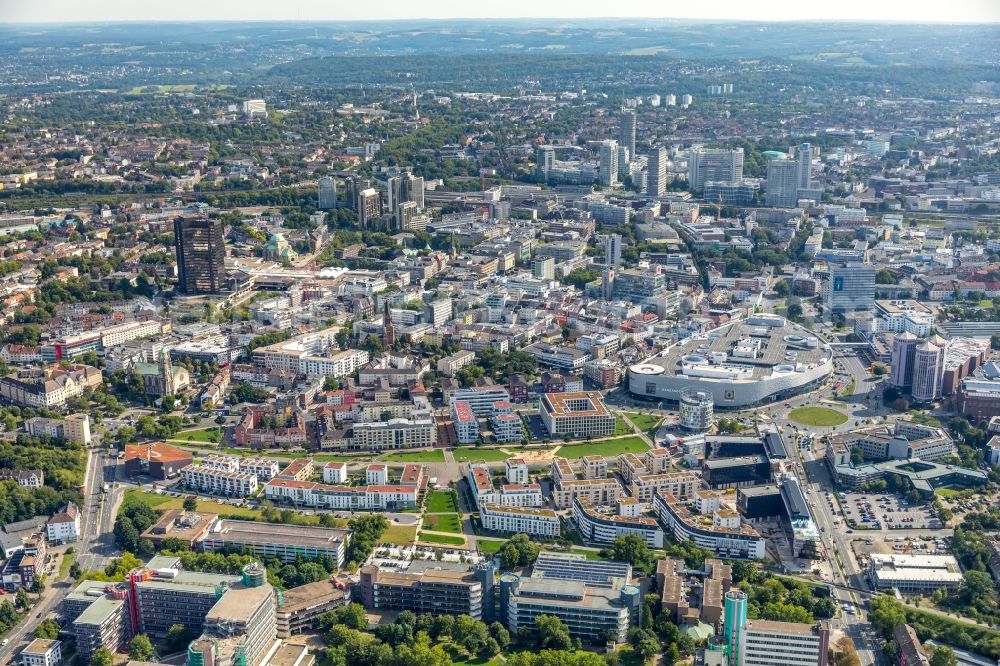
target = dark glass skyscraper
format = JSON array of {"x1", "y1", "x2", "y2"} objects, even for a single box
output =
[{"x1": 174, "y1": 217, "x2": 225, "y2": 294}]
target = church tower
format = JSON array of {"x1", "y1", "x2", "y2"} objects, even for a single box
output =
[
  {"x1": 160, "y1": 348, "x2": 175, "y2": 397},
  {"x1": 383, "y1": 303, "x2": 395, "y2": 348}
]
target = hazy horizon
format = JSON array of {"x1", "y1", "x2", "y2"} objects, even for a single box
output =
[{"x1": 2, "y1": 0, "x2": 999, "y2": 24}]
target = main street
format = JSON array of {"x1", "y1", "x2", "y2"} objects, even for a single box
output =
[{"x1": 0, "y1": 448, "x2": 121, "y2": 665}]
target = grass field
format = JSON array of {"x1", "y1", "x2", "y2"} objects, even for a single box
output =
[
  {"x1": 417, "y1": 532, "x2": 466, "y2": 546},
  {"x1": 624, "y1": 412, "x2": 662, "y2": 434},
  {"x1": 558, "y1": 436, "x2": 650, "y2": 459},
  {"x1": 788, "y1": 406, "x2": 849, "y2": 427},
  {"x1": 422, "y1": 514, "x2": 463, "y2": 533},
  {"x1": 614, "y1": 414, "x2": 633, "y2": 436},
  {"x1": 122, "y1": 489, "x2": 269, "y2": 520},
  {"x1": 173, "y1": 428, "x2": 222, "y2": 443},
  {"x1": 454, "y1": 448, "x2": 511, "y2": 463},
  {"x1": 58, "y1": 552, "x2": 76, "y2": 579},
  {"x1": 378, "y1": 525, "x2": 417, "y2": 546},
  {"x1": 477, "y1": 539, "x2": 505, "y2": 555},
  {"x1": 936, "y1": 486, "x2": 967, "y2": 499},
  {"x1": 379, "y1": 449, "x2": 445, "y2": 463},
  {"x1": 426, "y1": 491, "x2": 458, "y2": 513}
]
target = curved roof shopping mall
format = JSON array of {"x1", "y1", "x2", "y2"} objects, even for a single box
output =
[{"x1": 628, "y1": 314, "x2": 833, "y2": 409}]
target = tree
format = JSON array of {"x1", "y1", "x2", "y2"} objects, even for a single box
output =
[
  {"x1": 991, "y1": 334, "x2": 1000, "y2": 351},
  {"x1": 34, "y1": 619, "x2": 60, "y2": 639},
  {"x1": 835, "y1": 636, "x2": 862, "y2": 666},
  {"x1": 91, "y1": 647, "x2": 114, "y2": 666},
  {"x1": 628, "y1": 627, "x2": 660, "y2": 660},
  {"x1": 786, "y1": 296, "x2": 803, "y2": 320},
  {"x1": 129, "y1": 634, "x2": 155, "y2": 661},
  {"x1": 850, "y1": 446, "x2": 864, "y2": 465},
  {"x1": 166, "y1": 623, "x2": 189, "y2": 652},
  {"x1": 774, "y1": 279, "x2": 790, "y2": 297},
  {"x1": 535, "y1": 614, "x2": 572, "y2": 650},
  {"x1": 931, "y1": 646, "x2": 958, "y2": 666},
  {"x1": 868, "y1": 595, "x2": 906, "y2": 639},
  {"x1": 602, "y1": 534, "x2": 653, "y2": 570},
  {"x1": 959, "y1": 570, "x2": 995, "y2": 606},
  {"x1": 332, "y1": 602, "x2": 370, "y2": 630},
  {"x1": 14, "y1": 587, "x2": 29, "y2": 610},
  {"x1": 183, "y1": 497, "x2": 198, "y2": 511},
  {"x1": 498, "y1": 534, "x2": 540, "y2": 569}
]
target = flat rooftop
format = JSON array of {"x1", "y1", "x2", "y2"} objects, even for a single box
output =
[
  {"x1": 278, "y1": 578, "x2": 348, "y2": 613},
  {"x1": 744, "y1": 618, "x2": 821, "y2": 637},
  {"x1": 207, "y1": 518, "x2": 350, "y2": 547},
  {"x1": 541, "y1": 391, "x2": 611, "y2": 417},
  {"x1": 206, "y1": 583, "x2": 274, "y2": 625}
]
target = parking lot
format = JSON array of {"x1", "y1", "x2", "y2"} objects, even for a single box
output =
[{"x1": 839, "y1": 492, "x2": 941, "y2": 530}]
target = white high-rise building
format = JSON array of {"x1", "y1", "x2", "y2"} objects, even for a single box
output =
[
  {"x1": 242, "y1": 99, "x2": 267, "y2": 119},
  {"x1": 912, "y1": 338, "x2": 946, "y2": 403},
  {"x1": 536, "y1": 146, "x2": 555, "y2": 181},
  {"x1": 765, "y1": 158, "x2": 800, "y2": 208},
  {"x1": 599, "y1": 140, "x2": 619, "y2": 187},
  {"x1": 618, "y1": 110, "x2": 637, "y2": 162},
  {"x1": 647, "y1": 147, "x2": 667, "y2": 197},
  {"x1": 317, "y1": 177, "x2": 337, "y2": 210},
  {"x1": 797, "y1": 142, "x2": 814, "y2": 189},
  {"x1": 687, "y1": 148, "x2": 743, "y2": 191}
]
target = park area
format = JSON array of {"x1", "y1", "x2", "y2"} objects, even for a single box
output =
[
  {"x1": 788, "y1": 406, "x2": 849, "y2": 427},
  {"x1": 557, "y1": 436, "x2": 649, "y2": 459}
]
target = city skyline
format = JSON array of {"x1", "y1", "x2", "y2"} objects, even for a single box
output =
[{"x1": 2, "y1": 0, "x2": 999, "y2": 23}]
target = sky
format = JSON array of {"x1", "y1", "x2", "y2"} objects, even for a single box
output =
[{"x1": 2, "y1": 0, "x2": 999, "y2": 23}]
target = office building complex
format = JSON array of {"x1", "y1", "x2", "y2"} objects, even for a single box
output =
[
  {"x1": 912, "y1": 338, "x2": 946, "y2": 403},
  {"x1": 687, "y1": 148, "x2": 743, "y2": 191},
  {"x1": 359, "y1": 561, "x2": 497, "y2": 621},
  {"x1": 500, "y1": 552, "x2": 639, "y2": 643},
  {"x1": 181, "y1": 464, "x2": 259, "y2": 497},
  {"x1": 891, "y1": 332, "x2": 921, "y2": 388},
  {"x1": 826, "y1": 263, "x2": 875, "y2": 314},
  {"x1": 20, "y1": 639, "x2": 62, "y2": 666},
  {"x1": 200, "y1": 519, "x2": 351, "y2": 567},
  {"x1": 679, "y1": 389, "x2": 713, "y2": 431},
  {"x1": 868, "y1": 554, "x2": 962, "y2": 593},
  {"x1": 174, "y1": 218, "x2": 226, "y2": 295},
  {"x1": 190, "y1": 563, "x2": 278, "y2": 666},
  {"x1": 572, "y1": 498, "x2": 664, "y2": 547},
  {"x1": 540, "y1": 391, "x2": 616, "y2": 438},
  {"x1": 276, "y1": 578, "x2": 349, "y2": 638}
]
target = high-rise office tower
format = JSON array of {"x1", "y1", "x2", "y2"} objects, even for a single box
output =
[
  {"x1": 358, "y1": 189, "x2": 382, "y2": 229},
  {"x1": 174, "y1": 218, "x2": 225, "y2": 295},
  {"x1": 765, "y1": 158, "x2": 800, "y2": 208},
  {"x1": 400, "y1": 173, "x2": 424, "y2": 209},
  {"x1": 618, "y1": 110, "x2": 637, "y2": 162},
  {"x1": 912, "y1": 338, "x2": 946, "y2": 403},
  {"x1": 317, "y1": 177, "x2": 337, "y2": 210},
  {"x1": 536, "y1": 146, "x2": 555, "y2": 181},
  {"x1": 890, "y1": 332, "x2": 920, "y2": 388},
  {"x1": 599, "y1": 140, "x2": 619, "y2": 187},
  {"x1": 604, "y1": 234, "x2": 622, "y2": 267},
  {"x1": 797, "y1": 142, "x2": 814, "y2": 189},
  {"x1": 647, "y1": 147, "x2": 667, "y2": 197},
  {"x1": 826, "y1": 263, "x2": 875, "y2": 314},
  {"x1": 687, "y1": 148, "x2": 744, "y2": 191},
  {"x1": 617, "y1": 145, "x2": 630, "y2": 178}
]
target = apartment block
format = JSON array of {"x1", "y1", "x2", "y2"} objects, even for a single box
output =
[{"x1": 480, "y1": 504, "x2": 561, "y2": 538}]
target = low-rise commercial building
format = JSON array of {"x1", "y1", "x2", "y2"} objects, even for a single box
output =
[
  {"x1": 500, "y1": 552, "x2": 639, "y2": 643},
  {"x1": 20, "y1": 639, "x2": 62, "y2": 666},
  {"x1": 868, "y1": 554, "x2": 962, "y2": 593},
  {"x1": 276, "y1": 578, "x2": 350, "y2": 638},
  {"x1": 359, "y1": 561, "x2": 496, "y2": 621}
]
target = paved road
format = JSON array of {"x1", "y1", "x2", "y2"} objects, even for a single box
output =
[{"x1": 0, "y1": 449, "x2": 123, "y2": 665}]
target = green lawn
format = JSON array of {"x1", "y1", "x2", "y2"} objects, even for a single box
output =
[
  {"x1": 378, "y1": 449, "x2": 446, "y2": 463},
  {"x1": 454, "y1": 448, "x2": 511, "y2": 463},
  {"x1": 614, "y1": 414, "x2": 633, "y2": 436},
  {"x1": 570, "y1": 548, "x2": 610, "y2": 561},
  {"x1": 173, "y1": 428, "x2": 222, "y2": 443},
  {"x1": 422, "y1": 514, "x2": 463, "y2": 533},
  {"x1": 58, "y1": 552, "x2": 76, "y2": 579},
  {"x1": 477, "y1": 539, "x2": 505, "y2": 555},
  {"x1": 378, "y1": 525, "x2": 417, "y2": 546},
  {"x1": 624, "y1": 412, "x2": 663, "y2": 434},
  {"x1": 426, "y1": 491, "x2": 459, "y2": 513},
  {"x1": 936, "y1": 486, "x2": 967, "y2": 499},
  {"x1": 558, "y1": 436, "x2": 650, "y2": 459},
  {"x1": 417, "y1": 532, "x2": 466, "y2": 546},
  {"x1": 122, "y1": 489, "x2": 271, "y2": 520},
  {"x1": 788, "y1": 406, "x2": 849, "y2": 427}
]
